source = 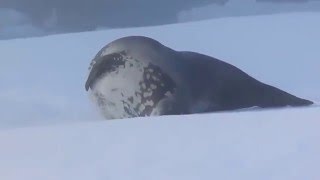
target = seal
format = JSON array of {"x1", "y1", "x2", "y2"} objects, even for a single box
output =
[{"x1": 85, "y1": 36, "x2": 313, "y2": 119}]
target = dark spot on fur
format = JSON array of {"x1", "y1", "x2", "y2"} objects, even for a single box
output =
[
  {"x1": 122, "y1": 100, "x2": 137, "y2": 117},
  {"x1": 136, "y1": 63, "x2": 176, "y2": 116},
  {"x1": 111, "y1": 88, "x2": 118, "y2": 92},
  {"x1": 94, "y1": 92, "x2": 107, "y2": 107},
  {"x1": 128, "y1": 97, "x2": 134, "y2": 103}
]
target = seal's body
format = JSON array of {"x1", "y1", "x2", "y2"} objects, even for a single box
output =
[{"x1": 85, "y1": 36, "x2": 313, "y2": 119}]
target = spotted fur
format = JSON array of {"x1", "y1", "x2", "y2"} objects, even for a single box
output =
[{"x1": 86, "y1": 51, "x2": 176, "y2": 119}]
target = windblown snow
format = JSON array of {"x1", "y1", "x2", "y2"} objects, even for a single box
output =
[{"x1": 0, "y1": 12, "x2": 319, "y2": 180}]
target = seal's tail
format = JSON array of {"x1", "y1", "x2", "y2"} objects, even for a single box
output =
[{"x1": 258, "y1": 84, "x2": 313, "y2": 108}]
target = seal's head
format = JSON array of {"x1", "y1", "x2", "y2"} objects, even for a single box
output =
[{"x1": 85, "y1": 36, "x2": 179, "y2": 119}]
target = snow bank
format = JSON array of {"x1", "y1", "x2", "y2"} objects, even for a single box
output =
[{"x1": 0, "y1": 107, "x2": 319, "y2": 180}]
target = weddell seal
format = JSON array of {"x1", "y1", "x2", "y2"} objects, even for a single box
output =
[{"x1": 85, "y1": 36, "x2": 313, "y2": 119}]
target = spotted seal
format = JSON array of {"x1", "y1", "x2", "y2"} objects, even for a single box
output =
[{"x1": 85, "y1": 36, "x2": 313, "y2": 119}]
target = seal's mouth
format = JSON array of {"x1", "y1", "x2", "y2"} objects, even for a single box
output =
[
  {"x1": 85, "y1": 59, "x2": 98, "y2": 91},
  {"x1": 85, "y1": 58, "x2": 102, "y2": 91},
  {"x1": 85, "y1": 67, "x2": 98, "y2": 91},
  {"x1": 85, "y1": 78, "x2": 91, "y2": 91}
]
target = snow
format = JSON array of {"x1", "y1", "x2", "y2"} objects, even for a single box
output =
[
  {"x1": 0, "y1": 12, "x2": 319, "y2": 179},
  {"x1": 0, "y1": 107, "x2": 320, "y2": 180}
]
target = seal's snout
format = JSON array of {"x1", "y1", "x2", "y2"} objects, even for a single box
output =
[
  {"x1": 85, "y1": 67, "x2": 98, "y2": 91},
  {"x1": 85, "y1": 80, "x2": 90, "y2": 91},
  {"x1": 85, "y1": 63, "x2": 97, "y2": 91},
  {"x1": 85, "y1": 65, "x2": 94, "y2": 91}
]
